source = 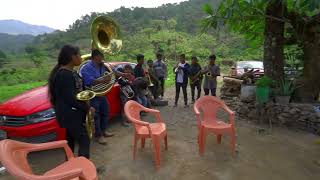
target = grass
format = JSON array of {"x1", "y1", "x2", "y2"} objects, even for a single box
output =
[
  {"x1": 0, "y1": 81, "x2": 47, "y2": 103},
  {"x1": 0, "y1": 59, "x2": 230, "y2": 103}
]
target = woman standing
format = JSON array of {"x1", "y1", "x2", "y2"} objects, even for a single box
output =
[{"x1": 48, "y1": 45, "x2": 94, "y2": 159}]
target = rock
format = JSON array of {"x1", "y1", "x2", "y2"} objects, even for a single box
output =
[
  {"x1": 283, "y1": 107, "x2": 290, "y2": 112},
  {"x1": 248, "y1": 111, "x2": 257, "y2": 119},
  {"x1": 290, "y1": 108, "x2": 297, "y2": 114},
  {"x1": 281, "y1": 113, "x2": 291, "y2": 118}
]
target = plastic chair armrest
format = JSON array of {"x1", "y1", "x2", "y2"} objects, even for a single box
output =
[
  {"x1": 142, "y1": 107, "x2": 160, "y2": 114},
  {"x1": 222, "y1": 105, "x2": 236, "y2": 125},
  {"x1": 194, "y1": 106, "x2": 202, "y2": 127},
  {"x1": 40, "y1": 168, "x2": 82, "y2": 180},
  {"x1": 134, "y1": 118, "x2": 150, "y2": 126},
  {"x1": 193, "y1": 106, "x2": 200, "y2": 115},
  {"x1": 28, "y1": 140, "x2": 74, "y2": 159},
  {"x1": 222, "y1": 105, "x2": 235, "y2": 116},
  {"x1": 229, "y1": 113, "x2": 235, "y2": 126},
  {"x1": 142, "y1": 107, "x2": 164, "y2": 123}
]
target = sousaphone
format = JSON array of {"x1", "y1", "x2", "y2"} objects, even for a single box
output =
[{"x1": 77, "y1": 16, "x2": 122, "y2": 96}]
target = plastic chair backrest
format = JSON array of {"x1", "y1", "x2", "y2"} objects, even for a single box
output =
[
  {"x1": 194, "y1": 96, "x2": 225, "y2": 123},
  {"x1": 124, "y1": 100, "x2": 145, "y2": 130},
  {"x1": 0, "y1": 140, "x2": 34, "y2": 178}
]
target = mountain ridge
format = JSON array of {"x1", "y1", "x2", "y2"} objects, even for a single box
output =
[{"x1": 0, "y1": 19, "x2": 56, "y2": 36}]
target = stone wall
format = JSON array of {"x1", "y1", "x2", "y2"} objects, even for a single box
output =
[{"x1": 221, "y1": 95, "x2": 320, "y2": 135}]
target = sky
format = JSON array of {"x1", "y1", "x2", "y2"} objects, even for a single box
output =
[{"x1": 0, "y1": 0, "x2": 186, "y2": 30}]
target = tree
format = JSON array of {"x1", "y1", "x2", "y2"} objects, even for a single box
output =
[
  {"x1": 202, "y1": 0, "x2": 320, "y2": 101},
  {"x1": 25, "y1": 46, "x2": 45, "y2": 68},
  {"x1": 263, "y1": 1, "x2": 285, "y2": 82},
  {"x1": 0, "y1": 50, "x2": 6, "y2": 68}
]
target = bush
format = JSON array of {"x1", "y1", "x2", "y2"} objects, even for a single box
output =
[
  {"x1": 255, "y1": 76, "x2": 274, "y2": 87},
  {"x1": 277, "y1": 79, "x2": 298, "y2": 96}
]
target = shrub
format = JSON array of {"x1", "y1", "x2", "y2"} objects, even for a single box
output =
[{"x1": 255, "y1": 76, "x2": 274, "y2": 87}]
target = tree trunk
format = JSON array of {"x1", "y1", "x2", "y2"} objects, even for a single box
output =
[
  {"x1": 263, "y1": 1, "x2": 285, "y2": 82},
  {"x1": 297, "y1": 24, "x2": 320, "y2": 102}
]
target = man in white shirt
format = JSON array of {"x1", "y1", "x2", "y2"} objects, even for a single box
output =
[{"x1": 173, "y1": 54, "x2": 191, "y2": 107}]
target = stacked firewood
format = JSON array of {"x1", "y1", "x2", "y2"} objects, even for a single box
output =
[{"x1": 220, "y1": 77, "x2": 243, "y2": 97}]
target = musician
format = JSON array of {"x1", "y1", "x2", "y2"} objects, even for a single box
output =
[
  {"x1": 203, "y1": 54, "x2": 220, "y2": 96},
  {"x1": 153, "y1": 53, "x2": 167, "y2": 99},
  {"x1": 119, "y1": 64, "x2": 135, "y2": 127},
  {"x1": 80, "y1": 49, "x2": 117, "y2": 145},
  {"x1": 48, "y1": 45, "x2": 94, "y2": 158},
  {"x1": 132, "y1": 77, "x2": 150, "y2": 108},
  {"x1": 147, "y1": 60, "x2": 159, "y2": 99},
  {"x1": 189, "y1": 56, "x2": 202, "y2": 103},
  {"x1": 123, "y1": 64, "x2": 136, "y2": 83},
  {"x1": 173, "y1": 54, "x2": 191, "y2": 107},
  {"x1": 134, "y1": 54, "x2": 145, "y2": 78}
]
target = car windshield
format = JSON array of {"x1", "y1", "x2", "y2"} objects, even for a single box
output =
[{"x1": 237, "y1": 61, "x2": 263, "y2": 69}]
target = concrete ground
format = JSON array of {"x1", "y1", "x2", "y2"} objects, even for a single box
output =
[{"x1": 1, "y1": 87, "x2": 320, "y2": 180}]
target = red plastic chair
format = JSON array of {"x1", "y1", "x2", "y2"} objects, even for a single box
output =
[
  {"x1": 0, "y1": 139, "x2": 97, "y2": 180},
  {"x1": 124, "y1": 100, "x2": 168, "y2": 169},
  {"x1": 194, "y1": 96, "x2": 236, "y2": 156}
]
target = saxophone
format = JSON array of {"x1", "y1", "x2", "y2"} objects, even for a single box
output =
[{"x1": 190, "y1": 70, "x2": 203, "y2": 85}]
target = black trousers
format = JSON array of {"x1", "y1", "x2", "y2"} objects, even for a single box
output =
[
  {"x1": 159, "y1": 77, "x2": 165, "y2": 97},
  {"x1": 204, "y1": 88, "x2": 216, "y2": 96},
  {"x1": 149, "y1": 80, "x2": 159, "y2": 99},
  {"x1": 175, "y1": 82, "x2": 188, "y2": 105},
  {"x1": 66, "y1": 125, "x2": 90, "y2": 159},
  {"x1": 190, "y1": 81, "x2": 201, "y2": 101}
]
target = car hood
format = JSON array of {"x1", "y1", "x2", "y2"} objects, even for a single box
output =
[{"x1": 0, "y1": 85, "x2": 52, "y2": 116}]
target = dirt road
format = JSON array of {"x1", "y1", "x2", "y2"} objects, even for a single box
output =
[{"x1": 2, "y1": 87, "x2": 320, "y2": 180}]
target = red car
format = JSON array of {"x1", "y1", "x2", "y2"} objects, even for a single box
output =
[{"x1": 0, "y1": 62, "x2": 136, "y2": 143}]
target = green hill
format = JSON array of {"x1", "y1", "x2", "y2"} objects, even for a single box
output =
[
  {"x1": 0, "y1": 0, "x2": 263, "y2": 101},
  {"x1": 0, "y1": 33, "x2": 34, "y2": 53},
  {"x1": 30, "y1": 0, "x2": 261, "y2": 61}
]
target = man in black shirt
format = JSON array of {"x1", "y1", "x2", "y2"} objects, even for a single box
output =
[
  {"x1": 134, "y1": 54, "x2": 145, "y2": 78},
  {"x1": 189, "y1": 56, "x2": 202, "y2": 103}
]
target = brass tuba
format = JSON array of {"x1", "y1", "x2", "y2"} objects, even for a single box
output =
[{"x1": 77, "y1": 16, "x2": 122, "y2": 96}]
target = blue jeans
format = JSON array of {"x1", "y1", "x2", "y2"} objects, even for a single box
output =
[
  {"x1": 90, "y1": 96, "x2": 109, "y2": 137},
  {"x1": 136, "y1": 95, "x2": 148, "y2": 107}
]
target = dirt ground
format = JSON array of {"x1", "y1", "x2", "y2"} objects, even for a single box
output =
[{"x1": 2, "y1": 87, "x2": 320, "y2": 180}]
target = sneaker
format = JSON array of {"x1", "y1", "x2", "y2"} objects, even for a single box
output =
[
  {"x1": 97, "y1": 136, "x2": 107, "y2": 145},
  {"x1": 184, "y1": 104, "x2": 189, "y2": 108},
  {"x1": 96, "y1": 165, "x2": 106, "y2": 174},
  {"x1": 121, "y1": 121, "x2": 129, "y2": 127},
  {"x1": 103, "y1": 131, "x2": 114, "y2": 138}
]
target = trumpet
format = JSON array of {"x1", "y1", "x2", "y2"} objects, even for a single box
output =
[
  {"x1": 174, "y1": 64, "x2": 181, "y2": 73},
  {"x1": 76, "y1": 90, "x2": 96, "y2": 139},
  {"x1": 146, "y1": 74, "x2": 154, "y2": 87}
]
